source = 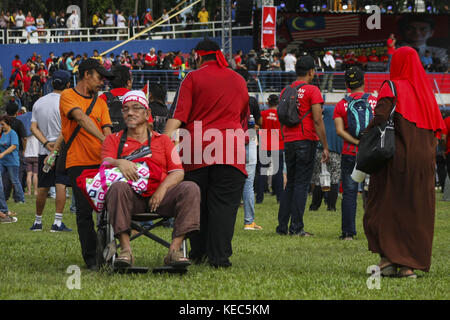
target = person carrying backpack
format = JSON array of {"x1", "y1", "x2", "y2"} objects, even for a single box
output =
[
  {"x1": 333, "y1": 66, "x2": 377, "y2": 240},
  {"x1": 276, "y1": 55, "x2": 329, "y2": 237},
  {"x1": 99, "y1": 65, "x2": 132, "y2": 133}
]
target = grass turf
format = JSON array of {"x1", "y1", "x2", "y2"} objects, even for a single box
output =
[{"x1": 0, "y1": 192, "x2": 449, "y2": 300}]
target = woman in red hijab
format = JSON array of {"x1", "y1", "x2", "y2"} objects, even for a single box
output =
[{"x1": 363, "y1": 46, "x2": 446, "y2": 278}]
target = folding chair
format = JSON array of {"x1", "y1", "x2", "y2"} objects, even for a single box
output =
[{"x1": 96, "y1": 210, "x2": 188, "y2": 274}]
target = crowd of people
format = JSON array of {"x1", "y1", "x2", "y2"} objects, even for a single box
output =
[
  {"x1": 1, "y1": 38, "x2": 449, "y2": 280},
  {"x1": 0, "y1": 5, "x2": 223, "y2": 42}
]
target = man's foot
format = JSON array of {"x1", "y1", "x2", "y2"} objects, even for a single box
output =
[
  {"x1": 275, "y1": 226, "x2": 288, "y2": 235},
  {"x1": 244, "y1": 222, "x2": 262, "y2": 230},
  {"x1": 114, "y1": 249, "x2": 134, "y2": 269},
  {"x1": 309, "y1": 205, "x2": 319, "y2": 211},
  {"x1": 339, "y1": 233, "x2": 354, "y2": 240},
  {"x1": 30, "y1": 222, "x2": 42, "y2": 231},
  {"x1": 1, "y1": 216, "x2": 18, "y2": 224},
  {"x1": 327, "y1": 207, "x2": 336, "y2": 212},
  {"x1": 164, "y1": 249, "x2": 191, "y2": 268},
  {"x1": 290, "y1": 230, "x2": 314, "y2": 237},
  {"x1": 50, "y1": 222, "x2": 72, "y2": 232}
]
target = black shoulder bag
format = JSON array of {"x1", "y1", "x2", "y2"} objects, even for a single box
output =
[
  {"x1": 56, "y1": 93, "x2": 98, "y2": 174},
  {"x1": 356, "y1": 80, "x2": 397, "y2": 174},
  {"x1": 117, "y1": 128, "x2": 152, "y2": 160}
]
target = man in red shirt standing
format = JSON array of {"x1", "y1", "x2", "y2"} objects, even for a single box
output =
[
  {"x1": 333, "y1": 66, "x2": 377, "y2": 240},
  {"x1": 259, "y1": 94, "x2": 284, "y2": 203},
  {"x1": 164, "y1": 39, "x2": 249, "y2": 268},
  {"x1": 144, "y1": 47, "x2": 158, "y2": 83},
  {"x1": 276, "y1": 55, "x2": 329, "y2": 237},
  {"x1": 386, "y1": 33, "x2": 396, "y2": 69}
]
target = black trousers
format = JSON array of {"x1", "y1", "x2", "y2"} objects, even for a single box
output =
[
  {"x1": 184, "y1": 165, "x2": 246, "y2": 266},
  {"x1": 68, "y1": 165, "x2": 99, "y2": 268}
]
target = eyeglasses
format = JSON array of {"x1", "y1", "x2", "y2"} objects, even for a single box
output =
[{"x1": 123, "y1": 106, "x2": 146, "y2": 113}]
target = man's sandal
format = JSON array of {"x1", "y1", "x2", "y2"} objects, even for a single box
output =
[
  {"x1": 164, "y1": 250, "x2": 191, "y2": 268},
  {"x1": 397, "y1": 267, "x2": 418, "y2": 279},
  {"x1": 114, "y1": 249, "x2": 134, "y2": 269}
]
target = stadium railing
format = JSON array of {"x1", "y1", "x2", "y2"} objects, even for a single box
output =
[
  {"x1": 4, "y1": 21, "x2": 252, "y2": 44},
  {"x1": 129, "y1": 70, "x2": 449, "y2": 99}
]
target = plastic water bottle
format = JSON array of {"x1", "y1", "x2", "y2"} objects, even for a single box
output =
[
  {"x1": 43, "y1": 151, "x2": 58, "y2": 173},
  {"x1": 319, "y1": 162, "x2": 331, "y2": 192},
  {"x1": 248, "y1": 114, "x2": 255, "y2": 128}
]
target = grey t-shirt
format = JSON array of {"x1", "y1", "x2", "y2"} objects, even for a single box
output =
[{"x1": 31, "y1": 92, "x2": 62, "y2": 156}]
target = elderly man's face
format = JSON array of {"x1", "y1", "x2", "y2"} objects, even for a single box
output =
[
  {"x1": 404, "y1": 22, "x2": 433, "y2": 45},
  {"x1": 123, "y1": 101, "x2": 148, "y2": 128}
]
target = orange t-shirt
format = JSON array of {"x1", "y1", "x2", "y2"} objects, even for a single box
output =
[{"x1": 60, "y1": 88, "x2": 112, "y2": 169}]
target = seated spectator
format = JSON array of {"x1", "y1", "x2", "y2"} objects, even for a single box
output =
[
  {"x1": 344, "y1": 51, "x2": 357, "y2": 69},
  {"x1": 101, "y1": 90, "x2": 200, "y2": 269},
  {"x1": 368, "y1": 49, "x2": 380, "y2": 62},
  {"x1": 357, "y1": 49, "x2": 368, "y2": 70},
  {"x1": 421, "y1": 50, "x2": 433, "y2": 71}
]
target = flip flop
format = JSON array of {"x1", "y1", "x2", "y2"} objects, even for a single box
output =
[
  {"x1": 379, "y1": 264, "x2": 398, "y2": 277},
  {"x1": 164, "y1": 249, "x2": 191, "y2": 268}
]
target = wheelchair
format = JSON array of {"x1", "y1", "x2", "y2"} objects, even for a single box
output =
[{"x1": 96, "y1": 209, "x2": 188, "y2": 274}]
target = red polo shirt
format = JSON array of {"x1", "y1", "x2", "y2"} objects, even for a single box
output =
[
  {"x1": 145, "y1": 53, "x2": 157, "y2": 67},
  {"x1": 102, "y1": 130, "x2": 183, "y2": 181},
  {"x1": 172, "y1": 60, "x2": 249, "y2": 176},
  {"x1": 280, "y1": 81, "x2": 324, "y2": 143},
  {"x1": 260, "y1": 108, "x2": 284, "y2": 151}
]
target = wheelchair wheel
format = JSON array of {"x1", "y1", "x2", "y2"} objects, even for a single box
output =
[{"x1": 96, "y1": 224, "x2": 107, "y2": 268}]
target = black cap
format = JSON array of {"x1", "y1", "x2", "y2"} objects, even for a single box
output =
[
  {"x1": 296, "y1": 55, "x2": 315, "y2": 71},
  {"x1": 345, "y1": 66, "x2": 364, "y2": 89},
  {"x1": 78, "y1": 58, "x2": 114, "y2": 80}
]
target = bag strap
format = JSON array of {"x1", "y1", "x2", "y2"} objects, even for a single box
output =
[
  {"x1": 65, "y1": 91, "x2": 98, "y2": 152},
  {"x1": 381, "y1": 80, "x2": 397, "y2": 124},
  {"x1": 117, "y1": 128, "x2": 152, "y2": 159}
]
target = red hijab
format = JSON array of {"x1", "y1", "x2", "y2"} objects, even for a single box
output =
[{"x1": 382, "y1": 46, "x2": 445, "y2": 137}]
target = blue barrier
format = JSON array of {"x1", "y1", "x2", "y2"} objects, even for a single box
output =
[{"x1": 0, "y1": 36, "x2": 253, "y2": 89}]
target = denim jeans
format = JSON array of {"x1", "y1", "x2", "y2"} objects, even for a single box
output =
[
  {"x1": 0, "y1": 164, "x2": 25, "y2": 203},
  {"x1": 277, "y1": 140, "x2": 317, "y2": 234},
  {"x1": 0, "y1": 171, "x2": 9, "y2": 213},
  {"x1": 243, "y1": 139, "x2": 257, "y2": 225},
  {"x1": 341, "y1": 154, "x2": 358, "y2": 236}
]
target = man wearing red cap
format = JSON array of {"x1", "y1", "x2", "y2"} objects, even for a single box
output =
[{"x1": 164, "y1": 39, "x2": 249, "y2": 268}]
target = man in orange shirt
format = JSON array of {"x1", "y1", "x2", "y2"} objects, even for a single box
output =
[{"x1": 57, "y1": 58, "x2": 114, "y2": 270}]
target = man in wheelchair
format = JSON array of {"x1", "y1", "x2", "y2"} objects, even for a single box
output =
[{"x1": 101, "y1": 90, "x2": 200, "y2": 269}]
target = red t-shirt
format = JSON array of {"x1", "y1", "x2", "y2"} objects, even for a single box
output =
[
  {"x1": 281, "y1": 81, "x2": 324, "y2": 143},
  {"x1": 21, "y1": 64, "x2": 30, "y2": 75},
  {"x1": 172, "y1": 60, "x2": 249, "y2": 175},
  {"x1": 357, "y1": 55, "x2": 368, "y2": 63},
  {"x1": 234, "y1": 55, "x2": 242, "y2": 69},
  {"x1": 444, "y1": 116, "x2": 450, "y2": 155},
  {"x1": 368, "y1": 55, "x2": 379, "y2": 62},
  {"x1": 101, "y1": 130, "x2": 183, "y2": 181},
  {"x1": 12, "y1": 59, "x2": 22, "y2": 70},
  {"x1": 145, "y1": 54, "x2": 157, "y2": 67},
  {"x1": 260, "y1": 108, "x2": 284, "y2": 151},
  {"x1": 333, "y1": 92, "x2": 377, "y2": 156},
  {"x1": 387, "y1": 38, "x2": 396, "y2": 55}
]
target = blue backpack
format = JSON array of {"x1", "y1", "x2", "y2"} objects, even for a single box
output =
[{"x1": 345, "y1": 93, "x2": 373, "y2": 139}]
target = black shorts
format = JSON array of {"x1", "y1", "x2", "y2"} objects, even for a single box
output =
[{"x1": 37, "y1": 155, "x2": 71, "y2": 188}]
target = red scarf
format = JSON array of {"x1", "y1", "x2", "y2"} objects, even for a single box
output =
[
  {"x1": 387, "y1": 46, "x2": 445, "y2": 137},
  {"x1": 196, "y1": 50, "x2": 229, "y2": 68}
]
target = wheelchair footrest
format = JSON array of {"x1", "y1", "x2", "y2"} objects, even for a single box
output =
[
  {"x1": 152, "y1": 266, "x2": 188, "y2": 275},
  {"x1": 113, "y1": 266, "x2": 149, "y2": 274}
]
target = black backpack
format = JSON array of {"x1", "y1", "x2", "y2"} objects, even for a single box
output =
[
  {"x1": 149, "y1": 101, "x2": 169, "y2": 134},
  {"x1": 278, "y1": 83, "x2": 308, "y2": 128},
  {"x1": 104, "y1": 91, "x2": 126, "y2": 133}
]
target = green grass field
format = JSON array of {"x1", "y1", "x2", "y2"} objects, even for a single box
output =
[{"x1": 0, "y1": 191, "x2": 449, "y2": 300}]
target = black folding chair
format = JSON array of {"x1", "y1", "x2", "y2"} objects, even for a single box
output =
[{"x1": 96, "y1": 210, "x2": 188, "y2": 274}]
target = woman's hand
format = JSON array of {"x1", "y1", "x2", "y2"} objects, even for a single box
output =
[{"x1": 117, "y1": 159, "x2": 139, "y2": 182}]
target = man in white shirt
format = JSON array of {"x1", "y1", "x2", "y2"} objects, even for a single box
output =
[
  {"x1": 321, "y1": 50, "x2": 336, "y2": 93},
  {"x1": 67, "y1": 10, "x2": 80, "y2": 38},
  {"x1": 29, "y1": 70, "x2": 72, "y2": 232},
  {"x1": 283, "y1": 50, "x2": 297, "y2": 85},
  {"x1": 116, "y1": 11, "x2": 127, "y2": 39},
  {"x1": 15, "y1": 10, "x2": 25, "y2": 28}
]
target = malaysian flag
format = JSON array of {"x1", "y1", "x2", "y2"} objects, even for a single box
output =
[{"x1": 288, "y1": 15, "x2": 359, "y2": 41}]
